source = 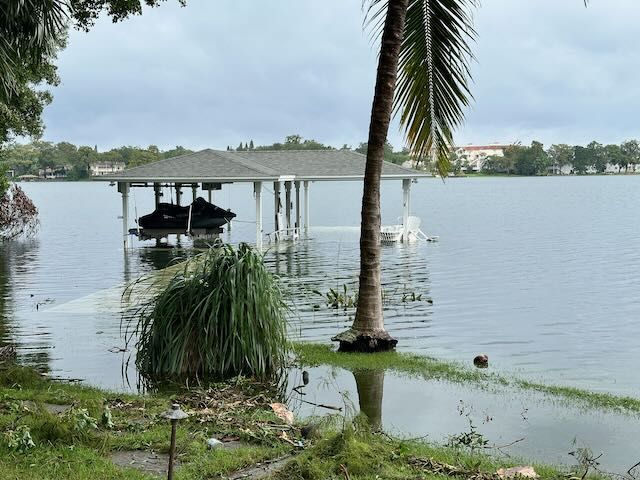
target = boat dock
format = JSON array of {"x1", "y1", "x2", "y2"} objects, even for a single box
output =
[{"x1": 95, "y1": 149, "x2": 428, "y2": 249}]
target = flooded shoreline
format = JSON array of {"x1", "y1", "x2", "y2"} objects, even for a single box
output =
[{"x1": 2, "y1": 179, "x2": 640, "y2": 471}]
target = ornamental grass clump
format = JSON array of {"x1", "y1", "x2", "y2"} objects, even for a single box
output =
[{"x1": 131, "y1": 243, "x2": 289, "y2": 381}]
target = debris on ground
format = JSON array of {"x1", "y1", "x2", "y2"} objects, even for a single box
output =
[
  {"x1": 172, "y1": 379, "x2": 302, "y2": 447},
  {"x1": 207, "y1": 437, "x2": 223, "y2": 449},
  {"x1": 409, "y1": 456, "x2": 499, "y2": 479},
  {"x1": 270, "y1": 403, "x2": 294, "y2": 425},
  {"x1": 497, "y1": 466, "x2": 538, "y2": 479}
]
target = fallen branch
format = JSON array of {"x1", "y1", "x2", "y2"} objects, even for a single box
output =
[
  {"x1": 296, "y1": 398, "x2": 342, "y2": 411},
  {"x1": 409, "y1": 456, "x2": 500, "y2": 480},
  {"x1": 628, "y1": 460, "x2": 640, "y2": 478},
  {"x1": 292, "y1": 385, "x2": 307, "y2": 395},
  {"x1": 486, "y1": 437, "x2": 526, "y2": 457}
]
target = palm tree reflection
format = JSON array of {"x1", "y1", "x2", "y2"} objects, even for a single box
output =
[{"x1": 353, "y1": 369, "x2": 384, "y2": 430}]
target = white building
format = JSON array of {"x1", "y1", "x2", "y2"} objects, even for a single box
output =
[
  {"x1": 37, "y1": 166, "x2": 70, "y2": 179},
  {"x1": 90, "y1": 162, "x2": 125, "y2": 176},
  {"x1": 454, "y1": 144, "x2": 512, "y2": 172}
]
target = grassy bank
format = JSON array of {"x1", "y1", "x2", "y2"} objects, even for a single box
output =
[
  {"x1": 0, "y1": 365, "x2": 291, "y2": 479},
  {"x1": 0, "y1": 363, "x2": 601, "y2": 480},
  {"x1": 293, "y1": 343, "x2": 640, "y2": 415}
]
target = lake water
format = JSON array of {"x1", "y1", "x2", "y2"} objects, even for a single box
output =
[{"x1": 1, "y1": 177, "x2": 640, "y2": 471}]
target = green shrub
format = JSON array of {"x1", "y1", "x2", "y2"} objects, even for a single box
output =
[{"x1": 130, "y1": 243, "x2": 289, "y2": 381}]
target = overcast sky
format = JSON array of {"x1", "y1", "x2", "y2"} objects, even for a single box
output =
[{"x1": 41, "y1": 0, "x2": 640, "y2": 151}]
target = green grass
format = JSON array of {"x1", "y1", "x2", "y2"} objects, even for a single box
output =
[
  {"x1": 293, "y1": 342, "x2": 640, "y2": 414},
  {"x1": 271, "y1": 418, "x2": 602, "y2": 480},
  {"x1": 0, "y1": 363, "x2": 616, "y2": 479},
  {"x1": 0, "y1": 365, "x2": 292, "y2": 479}
]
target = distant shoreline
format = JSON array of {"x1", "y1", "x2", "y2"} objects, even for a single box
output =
[{"x1": 10, "y1": 172, "x2": 640, "y2": 183}]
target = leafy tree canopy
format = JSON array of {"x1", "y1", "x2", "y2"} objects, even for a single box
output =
[
  {"x1": 478, "y1": 139, "x2": 640, "y2": 176},
  {"x1": 0, "y1": 37, "x2": 62, "y2": 144},
  {"x1": 0, "y1": 141, "x2": 193, "y2": 179},
  {"x1": 355, "y1": 141, "x2": 411, "y2": 165},
  {"x1": 245, "y1": 135, "x2": 333, "y2": 152},
  {"x1": 0, "y1": 164, "x2": 9, "y2": 197},
  {"x1": 1, "y1": 1, "x2": 184, "y2": 144}
]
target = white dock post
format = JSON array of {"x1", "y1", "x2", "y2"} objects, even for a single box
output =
[
  {"x1": 273, "y1": 181, "x2": 281, "y2": 238},
  {"x1": 254, "y1": 181, "x2": 263, "y2": 249},
  {"x1": 402, "y1": 178, "x2": 411, "y2": 243},
  {"x1": 284, "y1": 181, "x2": 292, "y2": 238},
  {"x1": 294, "y1": 181, "x2": 301, "y2": 236},
  {"x1": 303, "y1": 180, "x2": 309, "y2": 234},
  {"x1": 118, "y1": 182, "x2": 130, "y2": 250}
]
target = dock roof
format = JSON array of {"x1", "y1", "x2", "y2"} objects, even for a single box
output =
[{"x1": 95, "y1": 149, "x2": 428, "y2": 183}]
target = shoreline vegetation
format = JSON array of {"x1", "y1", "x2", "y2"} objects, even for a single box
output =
[{"x1": 0, "y1": 356, "x2": 617, "y2": 480}]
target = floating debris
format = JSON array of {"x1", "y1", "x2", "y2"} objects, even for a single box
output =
[{"x1": 473, "y1": 354, "x2": 489, "y2": 368}]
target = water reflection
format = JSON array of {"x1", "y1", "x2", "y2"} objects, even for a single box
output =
[
  {"x1": 136, "y1": 247, "x2": 190, "y2": 272},
  {"x1": 0, "y1": 240, "x2": 52, "y2": 370},
  {"x1": 293, "y1": 364, "x2": 640, "y2": 475},
  {"x1": 0, "y1": 242, "x2": 14, "y2": 347},
  {"x1": 354, "y1": 369, "x2": 384, "y2": 430}
]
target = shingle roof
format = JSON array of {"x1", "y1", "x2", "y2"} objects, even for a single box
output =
[{"x1": 94, "y1": 149, "x2": 427, "y2": 183}]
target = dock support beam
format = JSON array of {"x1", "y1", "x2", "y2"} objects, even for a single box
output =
[
  {"x1": 175, "y1": 183, "x2": 182, "y2": 206},
  {"x1": 254, "y1": 181, "x2": 263, "y2": 249},
  {"x1": 273, "y1": 182, "x2": 281, "y2": 235},
  {"x1": 284, "y1": 181, "x2": 292, "y2": 238},
  {"x1": 402, "y1": 179, "x2": 411, "y2": 243},
  {"x1": 118, "y1": 182, "x2": 130, "y2": 250},
  {"x1": 303, "y1": 181, "x2": 309, "y2": 234},
  {"x1": 294, "y1": 181, "x2": 301, "y2": 236},
  {"x1": 153, "y1": 183, "x2": 161, "y2": 208}
]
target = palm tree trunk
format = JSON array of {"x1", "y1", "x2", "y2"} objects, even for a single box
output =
[{"x1": 333, "y1": 0, "x2": 407, "y2": 352}]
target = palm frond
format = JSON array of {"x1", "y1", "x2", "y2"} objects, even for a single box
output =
[
  {"x1": 367, "y1": 0, "x2": 477, "y2": 177},
  {"x1": 0, "y1": 1, "x2": 69, "y2": 102}
]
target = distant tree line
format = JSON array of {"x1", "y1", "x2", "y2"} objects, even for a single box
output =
[
  {"x1": 231, "y1": 135, "x2": 412, "y2": 165},
  {"x1": 7, "y1": 136, "x2": 640, "y2": 181},
  {"x1": 0, "y1": 142, "x2": 193, "y2": 180},
  {"x1": 0, "y1": 134, "x2": 420, "y2": 182},
  {"x1": 453, "y1": 140, "x2": 640, "y2": 176},
  {"x1": 229, "y1": 134, "x2": 335, "y2": 153}
]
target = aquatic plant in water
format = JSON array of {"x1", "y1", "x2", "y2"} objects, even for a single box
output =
[{"x1": 129, "y1": 243, "x2": 289, "y2": 381}]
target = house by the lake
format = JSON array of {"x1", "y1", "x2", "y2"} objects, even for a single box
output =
[
  {"x1": 89, "y1": 162, "x2": 126, "y2": 176},
  {"x1": 454, "y1": 144, "x2": 512, "y2": 172}
]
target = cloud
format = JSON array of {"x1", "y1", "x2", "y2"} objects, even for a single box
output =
[{"x1": 41, "y1": 0, "x2": 640, "y2": 151}]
